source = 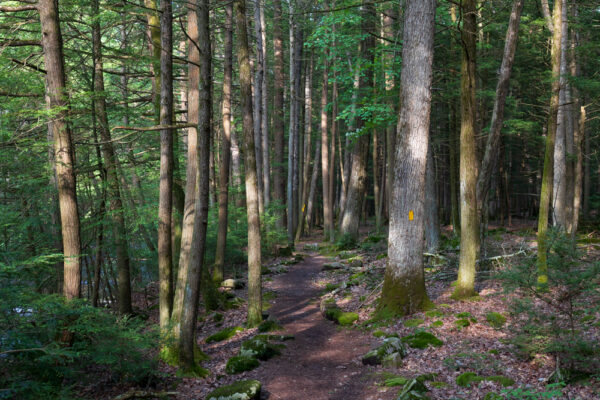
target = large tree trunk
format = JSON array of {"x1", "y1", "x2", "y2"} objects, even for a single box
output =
[
  {"x1": 157, "y1": 0, "x2": 174, "y2": 330},
  {"x1": 476, "y1": 0, "x2": 524, "y2": 218},
  {"x1": 259, "y1": 0, "x2": 270, "y2": 209},
  {"x1": 144, "y1": 0, "x2": 161, "y2": 122},
  {"x1": 379, "y1": 0, "x2": 436, "y2": 316},
  {"x1": 171, "y1": 0, "x2": 201, "y2": 338},
  {"x1": 305, "y1": 138, "x2": 321, "y2": 234},
  {"x1": 383, "y1": 7, "x2": 396, "y2": 222},
  {"x1": 340, "y1": 1, "x2": 375, "y2": 242},
  {"x1": 39, "y1": 0, "x2": 82, "y2": 300},
  {"x1": 179, "y1": 0, "x2": 212, "y2": 371},
  {"x1": 537, "y1": 0, "x2": 563, "y2": 286},
  {"x1": 92, "y1": 0, "x2": 132, "y2": 313},
  {"x1": 569, "y1": 3, "x2": 582, "y2": 236},
  {"x1": 214, "y1": 2, "x2": 233, "y2": 283},
  {"x1": 235, "y1": 0, "x2": 263, "y2": 327},
  {"x1": 454, "y1": 0, "x2": 480, "y2": 300},
  {"x1": 253, "y1": 1, "x2": 265, "y2": 216},
  {"x1": 272, "y1": 0, "x2": 286, "y2": 228}
]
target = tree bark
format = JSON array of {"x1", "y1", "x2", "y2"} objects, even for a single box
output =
[
  {"x1": 158, "y1": 0, "x2": 174, "y2": 330},
  {"x1": 235, "y1": 0, "x2": 263, "y2": 327},
  {"x1": 272, "y1": 0, "x2": 286, "y2": 228},
  {"x1": 214, "y1": 2, "x2": 233, "y2": 283},
  {"x1": 179, "y1": 0, "x2": 212, "y2": 371},
  {"x1": 425, "y1": 145, "x2": 440, "y2": 252},
  {"x1": 39, "y1": 0, "x2": 82, "y2": 300},
  {"x1": 454, "y1": 0, "x2": 480, "y2": 299},
  {"x1": 171, "y1": 0, "x2": 201, "y2": 337},
  {"x1": 320, "y1": 58, "x2": 332, "y2": 240},
  {"x1": 537, "y1": 0, "x2": 563, "y2": 286},
  {"x1": 379, "y1": 0, "x2": 436, "y2": 316}
]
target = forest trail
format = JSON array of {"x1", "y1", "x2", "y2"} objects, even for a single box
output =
[{"x1": 246, "y1": 252, "x2": 385, "y2": 400}]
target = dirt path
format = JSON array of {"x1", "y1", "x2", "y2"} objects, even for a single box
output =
[{"x1": 245, "y1": 253, "x2": 388, "y2": 400}]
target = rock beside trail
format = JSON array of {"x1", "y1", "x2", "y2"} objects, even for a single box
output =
[
  {"x1": 321, "y1": 262, "x2": 345, "y2": 271},
  {"x1": 361, "y1": 337, "x2": 407, "y2": 367},
  {"x1": 319, "y1": 298, "x2": 359, "y2": 326},
  {"x1": 205, "y1": 379, "x2": 262, "y2": 400},
  {"x1": 221, "y1": 278, "x2": 245, "y2": 289}
]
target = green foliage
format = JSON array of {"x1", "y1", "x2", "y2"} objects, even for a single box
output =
[
  {"x1": 456, "y1": 372, "x2": 479, "y2": 387},
  {"x1": 0, "y1": 284, "x2": 159, "y2": 399},
  {"x1": 205, "y1": 326, "x2": 244, "y2": 344},
  {"x1": 335, "y1": 233, "x2": 358, "y2": 250},
  {"x1": 454, "y1": 319, "x2": 471, "y2": 329},
  {"x1": 425, "y1": 310, "x2": 443, "y2": 318},
  {"x1": 500, "y1": 383, "x2": 565, "y2": 399},
  {"x1": 240, "y1": 336, "x2": 282, "y2": 361},
  {"x1": 497, "y1": 232, "x2": 600, "y2": 374}
]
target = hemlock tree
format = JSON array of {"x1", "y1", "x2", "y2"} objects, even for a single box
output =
[
  {"x1": 453, "y1": 0, "x2": 479, "y2": 300},
  {"x1": 379, "y1": 0, "x2": 436, "y2": 316},
  {"x1": 235, "y1": 0, "x2": 263, "y2": 327},
  {"x1": 537, "y1": 0, "x2": 563, "y2": 286},
  {"x1": 38, "y1": 0, "x2": 82, "y2": 300}
]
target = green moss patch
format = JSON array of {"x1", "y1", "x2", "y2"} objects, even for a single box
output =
[
  {"x1": 401, "y1": 331, "x2": 443, "y2": 349},
  {"x1": 384, "y1": 376, "x2": 409, "y2": 386},
  {"x1": 485, "y1": 312, "x2": 507, "y2": 328},
  {"x1": 225, "y1": 355, "x2": 260, "y2": 374},
  {"x1": 454, "y1": 319, "x2": 471, "y2": 329},
  {"x1": 429, "y1": 381, "x2": 448, "y2": 388},
  {"x1": 456, "y1": 372, "x2": 515, "y2": 388},
  {"x1": 325, "y1": 283, "x2": 340, "y2": 291},
  {"x1": 257, "y1": 319, "x2": 283, "y2": 333},
  {"x1": 397, "y1": 378, "x2": 429, "y2": 400},
  {"x1": 206, "y1": 380, "x2": 262, "y2": 400},
  {"x1": 430, "y1": 320, "x2": 443, "y2": 328},
  {"x1": 403, "y1": 318, "x2": 425, "y2": 328},
  {"x1": 205, "y1": 326, "x2": 244, "y2": 343},
  {"x1": 321, "y1": 298, "x2": 358, "y2": 326},
  {"x1": 425, "y1": 310, "x2": 443, "y2": 318}
]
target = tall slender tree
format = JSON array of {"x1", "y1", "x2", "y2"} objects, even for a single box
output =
[
  {"x1": 453, "y1": 0, "x2": 479, "y2": 299},
  {"x1": 39, "y1": 0, "x2": 82, "y2": 300},
  {"x1": 235, "y1": 0, "x2": 263, "y2": 327}
]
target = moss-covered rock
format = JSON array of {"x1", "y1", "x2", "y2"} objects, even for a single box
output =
[
  {"x1": 225, "y1": 355, "x2": 260, "y2": 374},
  {"x1": 221, "y1": 278, "x2": 245, "y2": 289},
  {"x1": 205, "y1": 326, "x2": 244, "y2": 343},
  {"x1": 320, "y1": 298, "x2": 359, "y2": 326},
  {"x1": 403, "y1": 318, "x2": 425, "y2": 328},
  {"x1": 486, "y1": 375, "x2": 515, "y2": 387},
  {"x1": 485, "y1": 312, "x2": 507, "y2": 329},
  {"x1": 206, "y1": 380, "x2": 262, "y2": 400},
  {"x1": 401, "y1": 331, "x2": 443, "y2": 349},
  {"x1": 429, "y1": 381, "x2": 448, "y2": 388},
  {"x1": 240, "y1": 336, "x2": 283, "y2": 360},
  {"x1": 362, "y1": 337, "x2": 407, "y2": 367},
  {"x1": 257, "y1": 319, "x2": 283, "y2": 333}
]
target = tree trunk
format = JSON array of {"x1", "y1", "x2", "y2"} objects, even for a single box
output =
[
  {"x1": 179, "y1": 0, "x2": 212, "y2": 371},
  {"x1": 476, "y1": 0, "x2": 524, "y2": 217},
  {"x1": 320, "y1": 59, "x2": 332, "y2": 240},
  {"x1": 214, "y1": 2, "x2": 233, "y2": 283},
  {"x1": 537, "y1": 0, "x2": 563, "y2": 286},
  {"x1": 144, "y1": 0, "x2": 161, "y2": 122},
  {"x1": 157, "y1": 0, "x2": 174, "y2": 330},
  {"x1": 235, "y1": 0, "x2": 262, "y2": 327},
  {"x1": 252, "y1": 2, "x2": 265, "y2": 217},
  {"x1": 340, "y1": 1, "x2": 375, "y2": 242},
  {"x1": 39, "y1": 0, "x2": 82, "y2": 300},
  {"x1": 305, "y1": 138, "x2": 321, "y2": 234},
  {"x1": 379, "y1": 0, "x2": 436, "y2": 316},
  {"x1": 454, "y1": 0, "x2": 480, "y2": 300},
  {"x1": 383, "y1": 7, "x2": 396, "y2": 223},
  {"x1": 260, "y1": 0, "x2": 270, "y2": 209},
  {"x1": 552, "y1": 0, "x2": 568, "y2": 229},
  {"x1": 425, "y1": 145, "x2": 440, "y2": 252},
  {"x1": 272, "y1": 0, "x2": 286, "y2": 228},
  {"x1": 171, "y1": 0, "x2": 201, "y2": 337},
  {"x1": 92, "y1": 0, "x2": 132, "y2": 313}
]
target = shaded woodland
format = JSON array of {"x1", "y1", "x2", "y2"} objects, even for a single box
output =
[{"x1": 1, "y1": 0, "x2": 600, "y2": 399}]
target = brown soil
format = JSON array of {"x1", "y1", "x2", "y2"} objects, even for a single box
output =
[{"x1": 243, "y1": 253, "x2": 388, "y2": 400}]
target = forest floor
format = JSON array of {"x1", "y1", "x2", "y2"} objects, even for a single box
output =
[{"x1": 147, "y1": 222, "x2": 600, "y2": 400}]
